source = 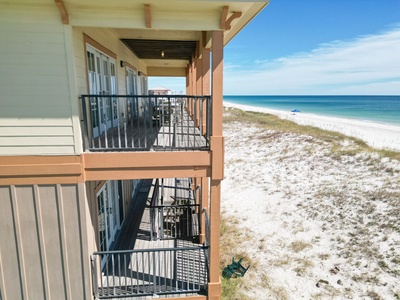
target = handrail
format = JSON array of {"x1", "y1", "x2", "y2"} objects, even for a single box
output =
[{"x1": 93, "y1": 245, "x2": 206, "y2": 255}]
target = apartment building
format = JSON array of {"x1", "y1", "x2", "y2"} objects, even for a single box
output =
[{"x1": 0, "y1": 1, "x2": 269, "y2": 299}]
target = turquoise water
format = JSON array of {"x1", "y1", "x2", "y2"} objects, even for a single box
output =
[{"x1": 223, "y1": 95, "x2": 400, "y2": 126}]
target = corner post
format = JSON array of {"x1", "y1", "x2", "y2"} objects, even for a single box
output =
[{"x1": 208, "y1": 29, "x2": 224, "y2": 300}]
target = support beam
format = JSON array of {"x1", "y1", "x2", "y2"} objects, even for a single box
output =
[
  {"x1": 0, "y1": 152, "x2": 212, "y2": 184},
  {"x1": 144, "y1": 4, "x2": 151, "y2": 28},
  {"x1": 55, "y1": 0, "x2": 69, "y2": 24},
  {"x1": 220, "y1": 6, "x2": 229, "y2": 30},
  {"x1": 225, "y1": 12, "x2": 242, "y2": 30}
]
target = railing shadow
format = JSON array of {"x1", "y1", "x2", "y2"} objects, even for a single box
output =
[{"x1": 93, "y1": 246, "x2": 208, "y2": 298}]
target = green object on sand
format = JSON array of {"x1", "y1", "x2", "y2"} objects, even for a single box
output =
[{"x1": 222, "y1": 257, "x2": 250, "y2": 279}]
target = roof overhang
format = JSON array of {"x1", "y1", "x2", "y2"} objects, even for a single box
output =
[{"x1": 4, "y1": 0, "x2": 270, "y2": 75}]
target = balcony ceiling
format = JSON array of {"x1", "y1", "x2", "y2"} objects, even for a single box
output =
[{"x1": 121, "y1": 39, "x2": 197, "y2": 61}]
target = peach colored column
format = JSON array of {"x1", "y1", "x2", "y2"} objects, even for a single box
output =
[
  {"x1": 190, "y1": 60, "x2": 195, "y2": 114},
  {"x1": 195, "y1": 58, "x2": 202, "y2": 126},
  {"x1": 208, "y1": 30, "x2": 224, "y2": 300},
  {"x1": 199, "y1": 49, "x2": 210, "y2": 243},
  {"x1": 199, "y1": 177, "x2": 209, "y2": 244},
  {"x1": 187, "y1": 59, "x2": 193, "y2": 117},
  {"x1": 186, "y1": 64, "x2": 190, "y2": 95},
  {"x1": 202, "y1": 48, "x2": 211, "y2": 136}
]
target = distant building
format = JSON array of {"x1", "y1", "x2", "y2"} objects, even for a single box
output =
[{"x1": 149, "y1": 87, "x2": 172, "y2": 95}]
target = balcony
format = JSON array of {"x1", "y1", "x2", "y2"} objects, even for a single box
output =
[
  {"x1": 81, "y1": 95, "x2": 211, "y2": 152},
  {"x1": 92, "y1": 178, "x2": 210, "y2": 299}
]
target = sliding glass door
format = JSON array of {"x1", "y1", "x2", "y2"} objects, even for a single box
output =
[{"x1": 86, "y1": 45, "x2": 118, "y2": 138}]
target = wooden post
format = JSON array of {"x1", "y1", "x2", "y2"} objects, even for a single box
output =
[
  {"x1": 208, "y1": 30, "x2": 224, "y2": 300},
  {"x1": 199, "y1": 177, "x2": 209, "y2": 244},
  {"x1": 196, "y1": 58, "x2": 202, "y2": 126},
  {"x1": 208, "y1": 179, "x2": 222, "y2": 299},
  {"x1": 202, "y1": 48, "x2": 211, "y2": 136}
]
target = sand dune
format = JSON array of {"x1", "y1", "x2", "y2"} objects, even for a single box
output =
[{"x1": 221, "y1": 104, "x2": 400, "y2": 299}]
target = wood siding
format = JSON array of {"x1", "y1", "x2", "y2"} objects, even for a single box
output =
[
  {"x1": 0, "y1": 183, "x2": 92, "y2": 300},
  {"x1": 0, "y1": 6, "x2": 82, "y2": 155}
]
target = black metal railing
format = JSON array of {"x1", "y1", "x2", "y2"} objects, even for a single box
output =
[
  {"x1": 80, "y1": 95, "x2": 211, "y2": 152},
  {"x1": 150, "y1": 203, "x2": 200, "y2": 240},
  {"x1": 92, "y1": 246, "x2": 208, "y2": 299}
]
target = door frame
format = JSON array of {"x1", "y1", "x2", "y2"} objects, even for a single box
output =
[
  {"x1": 97, "y1": 180, "x2": 120, "y2": 253},
  {"x1": 86, "y1": 44, "x2": 118, "y2": 138}
]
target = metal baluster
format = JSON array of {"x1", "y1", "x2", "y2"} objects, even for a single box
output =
[
  {"x1": 168, "y1": 97, "x2": 171, "y2": 147},
  {"x1": 137, "y1": 97, "x2": 141, "y2": 148},
  {"x1": 116, "y1": 97, "x2": 121, "y2": 148},
  {"x1": 110, "y1": 97, "x2": 115, "y2": 148},
  {"x1": 144, "y1": 99, "x2": 148, "y2": 148},
  {"x1": 154, "y1": 96, "x2": 158, "y2": 147},
  {"x1": 131, "y1": 97, "x2": 135, "y2": 148},
  {"x1": 123, "y1": 254, "x2": 127, "y2": 295},
  {"x1": 123, "y1": 97, "x2": 127, "y2": 148},
  {"x1": 193, "y1": 97, "x2": 197, "y2": 148},
  {"x1": 187, "y1": 99, "x2": 190, "y2": 147},
  {"x1": 112, "y1": 254, "x2": 115, "y2": 295},
  {"x1": 100, "y1": 254, "x2": 104, "y2": 296},
  {"x1": 118, "y1": 254, "x2": 121, "y2": 295},
  {"x1": 135, "y1": 253, "x2": 139, "y2": 294},
  {"x1": 96, "y1": 97, "x2": 102, "y2": 149}
]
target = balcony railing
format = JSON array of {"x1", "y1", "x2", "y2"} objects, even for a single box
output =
[
  {"x1": 80, "y1": 95, "x2": 211, "y2": 152},
  {"x1": 149, "y1": 179, "x2": 200, "y2": 241},
  {"x1": 92, "y1": 246, "x2": 208, "y2": 299}
]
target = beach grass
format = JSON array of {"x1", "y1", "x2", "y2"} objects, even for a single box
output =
[
  {"x1": 223, "y1": 107, "x2": 400, "y2": 161},
  {"x1": 220, "y1": 215, "x2": 254, "y2": 300}
]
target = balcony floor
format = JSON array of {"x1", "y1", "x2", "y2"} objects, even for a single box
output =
[{"x1": 90, "y1": 110, "x2": 208, "y2": 151}]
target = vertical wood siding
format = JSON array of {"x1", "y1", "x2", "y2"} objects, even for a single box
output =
[{"x1": 0, "y1": 184, "x2": 91, "y2": 300}]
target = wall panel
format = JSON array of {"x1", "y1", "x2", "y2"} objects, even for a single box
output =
[
  {"x1": 0, "y1": 186, "x2": 23, "y2": 300},
  {"x1": 15, "y1": 186, "x2": 46, "y2": 299},
  {"x1": 0, "y1": 184, "x2": 92, "y2": 300}
]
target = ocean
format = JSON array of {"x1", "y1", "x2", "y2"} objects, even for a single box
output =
[{"x1": 223, "y1": 95, "x2": 400, "y2": 126}]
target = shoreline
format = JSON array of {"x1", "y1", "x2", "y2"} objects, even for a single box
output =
[{"x1": 224, "y1": 101, "x2": 400, "y2": 151}]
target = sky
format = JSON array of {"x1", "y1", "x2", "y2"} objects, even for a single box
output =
[{"x1": 149, "y1": 0, "x2": 400, "y2": 95}]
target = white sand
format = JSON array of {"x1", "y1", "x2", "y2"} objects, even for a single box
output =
[
  {"x1": 224, "y1": 101, "x2": 400, "y2": 151},
  {"x1": 221, "y1": 104, "x2": 400, "y2": 299}
]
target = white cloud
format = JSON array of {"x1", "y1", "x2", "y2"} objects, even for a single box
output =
[{"x1": 224, "y1": 27, "x2": 400, "y2": 95}]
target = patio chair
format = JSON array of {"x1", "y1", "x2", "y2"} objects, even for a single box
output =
[{"x1": 222, "y1": 257, "x2": 250, "y2": 279}]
